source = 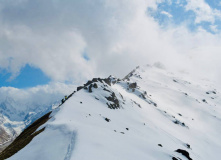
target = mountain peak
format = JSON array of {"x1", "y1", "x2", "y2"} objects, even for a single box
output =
[{"x1": 1, "y1": 66, "x2": 221, "y2": 160}]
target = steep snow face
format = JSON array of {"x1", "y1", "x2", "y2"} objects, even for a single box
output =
[{"x1": 8, "y1": 65, "x2": 221, "y2": 160}]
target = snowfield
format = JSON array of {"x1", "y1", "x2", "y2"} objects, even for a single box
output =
[{"x1": 6, "y1": 65, "x2": 221, "y2": 160}]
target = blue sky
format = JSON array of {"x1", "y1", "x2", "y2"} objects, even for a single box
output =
[
  {"x1": 0, "y1": 53, "x2": 89, "y2": 88},
  {"x1": 148, "y1": 0, "x2": 221, "y2": 33},
  {"x1": 0, "y1": 65, "x2": 50, "y2": 88},
  {"x1": 0, "y1": 0, "x2": 221, "y2": 88}
]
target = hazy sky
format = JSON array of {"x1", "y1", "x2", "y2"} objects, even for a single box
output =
[{"x1": 0, "y1": 0, "x2": 221, "y2": 88}]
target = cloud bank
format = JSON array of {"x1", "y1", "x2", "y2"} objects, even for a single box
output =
[
  {"x1": 0, "y1": 82, "x2": 76, "y2": 112},
  {"x1": 0, "y1": 0, "x2": 221, "y2": 84}
]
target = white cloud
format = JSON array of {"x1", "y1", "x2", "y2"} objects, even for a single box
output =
[
  {"x1": 0, "y1": 0, "x2": 221, "y2": 86},
  {"x1": 0, "y1": 83, "x2": 75, "y2": 104},
  {"x1": 0, "y1": 82, "x2": 76, "y2": 111},
  {"x1": 210, "y1": 25, "x2": 218, "y2": 32},
  {"x1": 0, "y1": 82, "x2": 77, "y2": 121},
  {"x1": 161, "y1": 11, "x2": 173, "y2": 18},
  {"x1": 185, "y1": 0, "x2": 221, "y2": 24}
]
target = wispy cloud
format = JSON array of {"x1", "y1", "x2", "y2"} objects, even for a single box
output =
[
  {"x1": 210, "y1": 25, "x2": 218, "y2": 32},
  {"x1": 0, "y1": 82, "x2": 76, "y2": 114},
  {"x1": 161, "y1": 11, "x2": 173, "y2": 18},
  {"x1": 185, "y1": 0, "x2": 221, "y2": 24}
]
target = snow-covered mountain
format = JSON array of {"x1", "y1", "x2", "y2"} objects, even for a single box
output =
[
  {"x1": 0, "y1": 83, "x2": 76, "y2": 152},
  {"x1": 1, "y1": 65, "x2": 221, "y2": 160},
  {"x1": 0, "y1": 96, "x2": 54, "y2": 152}
]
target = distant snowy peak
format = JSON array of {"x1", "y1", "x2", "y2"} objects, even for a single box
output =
[
  {"x1": 0, "y1": 97, "x2": 53, "y2": 147},
  {"x1": 0, "y1": 86, "x2": 66, "y2": 150},
  {"x1": 1, "y1": 65, "x2": 221, "y2": 160}
]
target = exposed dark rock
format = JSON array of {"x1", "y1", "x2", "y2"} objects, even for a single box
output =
[
  {"x1": 133, "y1": 101, "x2": 141, "y2": 108},
  {"x1": 173, "y1": 120, "x2": 187, "y2": 128},
  {"x1": 92, "y1": 78, "x2": 98, "y2": 82},
  {"x1": 77, "y1": 86, "x2": 84, "y2": 91},
  {"x1": 61, "y1": 99, "x2": 65, "y2": 104},
  {"x1": 202, "y1": 99, "x2": 207, "y2": 103},
  {"x1": 89, "y1": 84, "x2": 93, "y2": 93},
  {"x1": 134, "y1": 74, "x2": 142, "y2": 79},
  {"x1": 68, "y1": 93, "x2": 73, "y2": 99},
  {"x1": 84, "y1": 80, "x2": 93, "y2": 87},
  {"x1": 84, "y1": 86, "x2": 88, "y2": 90},
  {"x1": 119, "y1": 93, "x2": 124, "y2": 100},
  {"x1": 111, "y1": 80, "x2": 117, "y2": 85},
  {"x1": 173, "y1": 79, "x2": 177, "y2": 82},
  {"x1": 186, "y1": 143, "x2": 191, "y2": 149},
  {"x1": 129, "y1": 82, "x2": 137, "y2": 89},
  {"x1": 175, "y1": 149, "x2": 192, "y2": 160},
  {"x1": 103, "y1": 88, "x2": 111, "y2": 92},
  {"x1": 105, "y1": 93, "x2": 120, "y2": 109},
  {"x1": 126, "y1": 128, "x2": 129, "y2": 130},
  {"x1": 98, "y1": 78, "x2": 103, "y2": 83},
  {"x1": 93, "y1": 83, "x2": 98, "y2": 88},
  {"x1": 207, "y1": 91, "x2": 217, "y2": 94},
  {"x1": 140, "y1": 93, "x2": 146, "y2": 99},
  {"x1": 158, "y1": 144, "x2": 163, "y2": 147},
  {"x1": 120, "y1": 132, "x2": 125, "y2": 134},
  {"x1": 172, "y1": 157, "x2": 179, "y2": 160},
  {"x1": 178, "y1": 113, "x2": 182, "y2": 116},
  {"x1": 58, "y1": 91, "x2": 76, "y2": 107},
  {"x1": 95, "y1": 97, "x2": 99, "y2": 100},
  {"x1": 80, "y1": 102, "x2": 82, "y2": 104},
  {"x1": 123, "y1": 67, "x2": 139, "y2": 81},
  {"x1": 103, "y1": 78, "x2": 111, "y2": 86},
  {"x1": 104, "y1": 118, "x2": 110, "y2": 122}
]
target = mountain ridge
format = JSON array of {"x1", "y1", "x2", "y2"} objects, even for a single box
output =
[{"x1": 1, "y1": 64, "x2": 221, "y2": 160}]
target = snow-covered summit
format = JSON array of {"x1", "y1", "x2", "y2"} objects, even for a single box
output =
[{"x1": 2, "y1": 65, "x2": 221, "y2": 160}]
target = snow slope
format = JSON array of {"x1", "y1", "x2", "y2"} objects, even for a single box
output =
[
  {"x1": 7, "y1": 65, "x2": 221, "y2": 160},
  {"x1": 0, "y1": 83, "x2": 76, "y2": 149}
]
